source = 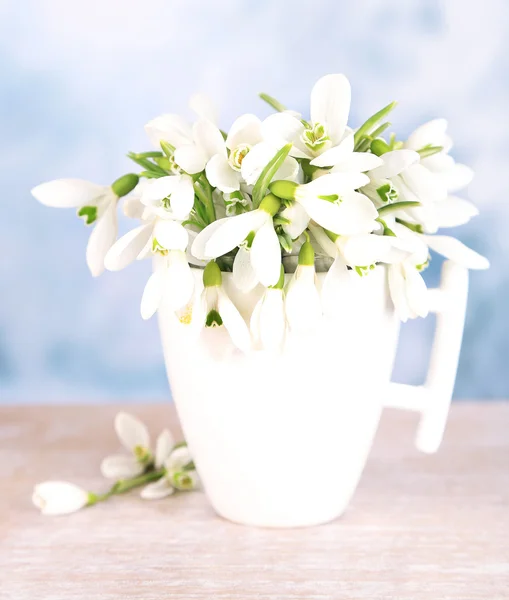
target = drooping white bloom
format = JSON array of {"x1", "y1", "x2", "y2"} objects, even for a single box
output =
[
  {"x1": 270, "y1": 172, "x2": 376, "y2": 237},
  {"x1": 284, "y1": 241, "x2": 322, "y2": 332},
  {"x1": 100, "y1": 412, "x2": 152, "y2": 479},
  {"x1": 32, "y1": 481, "x2": 90, "y2": 516},
  {"x1": 191, "y1": 261, "x2": 251, "y2": 353},
  {"x1": 141, "y1": 441, "x2": 199, "y2": 500},
  {"x1": 173, "y1": 115, "x2": 298, "y2": 193},
  {"x1": 31, "y1": 178, "x2": 124, "y2": 277},
  {"x1": 261, "y1": 74, "x2": 382, "y2": 174},
  {"x1": 192, "y1": 193, "x2": 282, "y2": 288},
  {"x1": 250, "y1": 266, "x2": 287, "y2": 352},
  {"x1": 422, "y1": 234, "x2": 490, "y2": 270}
]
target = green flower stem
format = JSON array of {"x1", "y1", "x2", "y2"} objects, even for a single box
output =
[
  {"x1": 88, "y1": 469, "x2": 165, "y2": 506},
  {"x1": 395, "y1": 218, "x2": 424, "y2": 234},
  {"x1": 259, "y1": 92, "x2": 287, "y2": 112},
  {"x1": 378, "y1": 201, "x2": 421, "y2": 216},
  {"x1": 194, "y1": 176, "x2": 216, "y2": 224}
]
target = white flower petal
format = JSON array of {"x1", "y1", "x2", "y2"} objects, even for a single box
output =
[
  {"x1": 164, "y1": 251, "x2": 195, "y2": 310},
  {"x1": 123, "y1": 197, "x2": 145, "y2": 219},
  {"x1": 310, "y1": 133, "x2": 354, "y2": 167},
  {"x1": 140, "y1": 478, "x2": 175, "y2": 500},
  {"x1": 174, "y1": 144, "x2": 208, "y2": 174},
  {"x1": 144, "y1": 114, "x2": 192, "y2": 148},
  {"x1": 369, "y1": 149, "x2": 420, "y2": 179},
  {"x1": 250, "y1": 220, "x2": 281, "y2": 287},
  {"x1": 285, "y1": 265, "x2": 322, "y2": 332},
  {"x1": 206, "y1": 154, "x2": 241, "y2": 193},
  {"x1": 281, "y1": 201, "x2": 310, "y2": 239},
  {"x1": 240, "y1": 143, "x2": 300, "y2": 186},
  {"x1": 404, "y1": 266, "x2": 429, "y2": 318},
  {"x1": 170, "y1": 175, "x2": 194, "y2": 219},
  {"x1": 204, "y1": 210, "x2": 267, "y2": 258},
  {"x1": 141, "y1": 268, "x2": 165, "y2": 320},
  {"x1": 32, "y1": 481, "x2": 89, "y2": 516},
  {"x1": 303, "y1": 172, "x2": 370, "y2": 194},
  {"x1": 331, "y1": 151, "x2": 383, "y2": 173},
  {"x1": 406, "y1": 119, "x2": 448, "y2": 151},
  {"x1": 226, "y1": 114, "x2": 263, "y2": 149},
  {"x1": 339, "y1": 233, "x2": 393, "y2": 266},
  {"x1": 388, "y1": 265, "x2": 411, "y2": 322},
  {"x1": 233, "y1": 246, "x2": 258, "y2": 292},
  {"x1": 261, "y1": 113, "x2": 310, "y2": 158},
  {"x1": 104, "y1": 223, "x2": 154, "y2": 271},
  {"x1": 217, "y1": 288, "x2": 251, "y2": 352},
  {"x1": 153, "y1": 220, "x2": 189, "y2": 251},
  {"x1": 310, "y1": 73, "x2": 351, "y2": 145},
  {"x1": 422, "y1": 235, "x2": 489, "y2": 270},
  {"x1": 166, "y1": 446, "x2": 193, "y2": 472},
  {"x1": 191, "y1": 217, "x2": 231, "y2": 260},
  {"x1": 155, "y1": 429, "x2": 176, "y2": 469},
  {"x1": 321, "y1": 255, "x2": 349, "y2": 317},
  {"x1": 402, "y1": 163, "x2": 448, "y2": 202},
  {"x1": 86, "y1": 202, "x2": 118, "y2": 277},
  {"x1": 439, "y1": 163, "x2": 474, "y2": 192},
  {"x1": 308, "y1": 223, "x2": 338, "y2": 258},
  {"x1": 115, "y1": 412, "x2": 151, "y2": 452},
  {"x1": 100, "y1": 454, "x2": 144, "y2": 479},
  {"x1": 141, "y1": 176, "x2": 179, "y2": 205},
  {"x1": 189, "y1": 93, "x2": 218, "y2": 124},
  {"x1": 433, "y1": 196, "x2": 479, "y2": 228},
  {"x1": 31, "y1": 179, "x2": 104, "y2": 208},
  {"x1": 194, "y1": 119, "x2": 226, "y2": 159}
]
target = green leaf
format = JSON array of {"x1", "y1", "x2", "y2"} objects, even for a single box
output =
[
  {"x1": 417, "y1": 145, "x2": 444, "y2": 159},
  {"x1": 140, "y1": 170, "x2": 165, "y2": 179},
  {"x1": 77, "y1": 205, "x2": 98, "y2": 225},
  {"x1": 378, "y1": 201, "x2": 421, "y2": 216},
  {"x1": 259, "y1": 92, "x2": 287, "y2": 113},
  {"x1": 252, "y1": 143, "x2": 292, "y2": 209},
  {"x1": 160, "y1": 140, "x2": 176, "y2": 158},
  {"x1": 127, "y1": 152, "x2": 167, "y2": 175},
  {"x1": 277, "y1": 232, "x2": 293, "y2": 254},
  {"x1": 395, "y1": 217, "x2": 424, "y2": 234},
  {"x1": 354, "y1": 101, "x2": 397, "y2": 149},
  {"x1": 369, "y1": 122, "x2": 391, "y2": 140}
]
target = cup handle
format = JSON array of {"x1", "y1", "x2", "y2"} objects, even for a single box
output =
[{"x1": 385, "y1": 260, "x2": 469, "y2": 453}]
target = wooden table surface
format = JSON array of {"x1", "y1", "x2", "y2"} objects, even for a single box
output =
[{"x1": 1, "y1": 403, "x2": 508, "y2": 599}]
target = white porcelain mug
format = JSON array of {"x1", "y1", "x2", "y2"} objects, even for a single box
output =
[{"x1": 158, "y1": 260, "x2": 468, "y2": 528}]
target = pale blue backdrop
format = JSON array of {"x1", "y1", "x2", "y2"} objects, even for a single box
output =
[{"x1": 0, "y1": 0, "x2": 507, "y2": 402}]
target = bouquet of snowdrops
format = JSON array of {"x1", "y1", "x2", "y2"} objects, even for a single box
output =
[{"x1": 32, "y1": 74, "x2": 488, "y2": 353}]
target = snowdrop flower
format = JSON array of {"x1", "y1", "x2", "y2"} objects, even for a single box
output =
[
  {"x1": 262, "y1": 74, "x2": 381, "y2": 174},
  {"x1": 270, "y1": 172, "x2": 377, "y2": 237},
  {"x1": 422, "y1": 234, "x2": 489, "y2": 270},
  {"x1": 192, "y1": 193, "x2": 283, "y2": 288},
  {"x1": 250, "y1": 265, "x2": 287, "y2": 352},
  {"x1": 284, "y1": 241, "x2": 322, "y2": 332},
  {"x1": 191, "y1": 260, "x2": 251, "y2": 352},
  {"x1": 101, "y1": 412, "x2": 152, "y2": 479},
  {"x1": 32, "y1": 174, "x2": 139, "y2": 276},
  {"x1": 174, "y1": 115, "x2": 298, "y2": 193},
  {"x1": 32, "y1": 481, "x2": 91, "y2": 516},
  {"x1": 144, "y1": 93, "x2": 218, "y2": 149},
  {"x1": 141, "y1": 435, "x2": 198, "y2": 500}
]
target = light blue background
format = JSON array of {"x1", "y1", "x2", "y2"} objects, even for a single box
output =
[{"x1": 0, "y1": 0, "x2": 507, "y2": 402}]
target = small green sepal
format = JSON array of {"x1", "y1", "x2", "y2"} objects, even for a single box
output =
[{"x1": 111, "y1": 173, "x2": 139, "y2": 197}]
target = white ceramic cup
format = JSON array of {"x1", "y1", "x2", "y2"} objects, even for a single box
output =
[{"x1": 158, "y1": 260, "x2": 468, "y2": 528}]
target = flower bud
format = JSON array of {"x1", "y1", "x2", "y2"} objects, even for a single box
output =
[
  {"x1": 370, "y1": 139, "x2": 390, "y2": 156},
  {"x1": 111, "y1": 173, "x2": 140, "y2": 198},
  {"x1": 298, "y1": 241, "x2": 315, "y2": 266}
]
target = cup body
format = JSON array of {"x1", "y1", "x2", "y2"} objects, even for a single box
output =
[{"x1": 158, "y1": 266, "x2": 400, "y2": 527}]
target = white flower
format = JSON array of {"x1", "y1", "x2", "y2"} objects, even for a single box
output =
[
  {"x1": 144, "y1": 93, "x2": 218, "y2": 149},
  {"x1": 271, "y1": 172, "x2": 376, "y2": 238},
  {"x1": 31, "y1": 178, "x2": 121, "y2": 277},
  {"x1": 284, "y1": 241, "x2": 322, "y2": 332},
  {"x1": 32, "y1": 481, "x2": 90, "y2": 516},
  {"x1": 191, "y1": 261, "x2": 251, "y2": 353},
  {"x1": 192, "y1": 194, "x2": 282, "y2": 288},
  {"x1": 250, "y1": 266, "x2": 287, "y2": 352},
  {"x1": 422, "y1": 234, "x2": 489, "y2": 270},
  {"x1": 141, "y1": 440, "x2": 199, "y2": 500},
  {"x1": 174, "y1": 114, "x2": 298, "y2": 193},
  {"x1": 261, "y1": 74, "x2": 382, "y2": 175},
  {"x1": 101, "y1": 412, "x2": 152, "y2": 479}
]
